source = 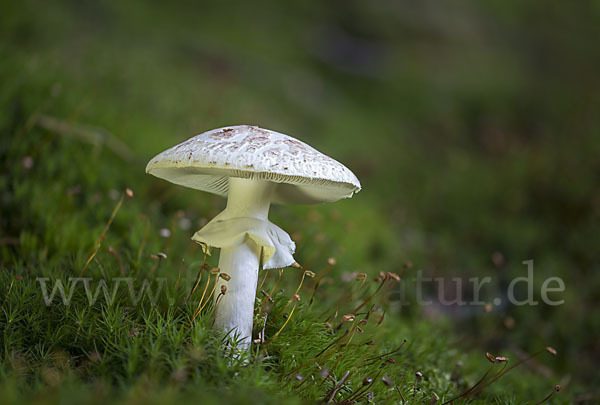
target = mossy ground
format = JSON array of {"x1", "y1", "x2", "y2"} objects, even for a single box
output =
[{"x1": 2, "y1": 1, "x2": 598, "y2": 403}]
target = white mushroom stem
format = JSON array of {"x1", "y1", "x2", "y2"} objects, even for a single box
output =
[
  {"x1": 215, "y1": 244, "x2": 259, "y2": 348},
  {"x1": 213, "y1": 177, "x2": 275, "y2": 348}
]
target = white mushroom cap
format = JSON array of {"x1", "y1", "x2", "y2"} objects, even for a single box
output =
[{"x1": 145, "y1": 125, "x2": 361, "y2": 204}]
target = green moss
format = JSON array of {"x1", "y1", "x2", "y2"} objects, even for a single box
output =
[{"x1": 2, "y1": 0, "x2": 596, "y2": 402}]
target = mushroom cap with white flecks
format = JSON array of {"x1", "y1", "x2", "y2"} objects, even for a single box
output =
[{"x1": 146, "y1": 125, "x2": 361, "y2": 204}]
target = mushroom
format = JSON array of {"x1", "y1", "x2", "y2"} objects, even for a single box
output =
[{"x1": 146, "y1": 125, "x2": 360, "y2": 348}]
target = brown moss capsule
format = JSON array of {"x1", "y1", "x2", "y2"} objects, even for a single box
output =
[
  {"x1": 261, "y1": 291, "x2": 274, "y2": 303},
  {"x1": 381, "y1": 376, "x2": 393, "y2": 386}
]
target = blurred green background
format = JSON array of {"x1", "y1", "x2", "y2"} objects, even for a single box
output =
[{"x1": 1, "y1": 0, "x2": 599, "y2": 403}]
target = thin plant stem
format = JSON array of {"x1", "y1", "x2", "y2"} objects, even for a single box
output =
[{"x1": 81, "y1": 192, "x2": 124, "y2": 277}]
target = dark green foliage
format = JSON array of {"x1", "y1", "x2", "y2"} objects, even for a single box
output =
[{"x1": 2, "y1": 0, "x2": 597, "y2": 403}]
